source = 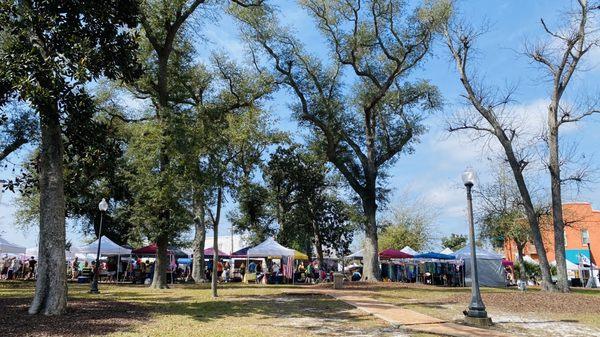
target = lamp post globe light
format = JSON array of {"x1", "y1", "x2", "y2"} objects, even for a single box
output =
[
  {"x1": 90, "y1": 198, "x2": 108, "y2": 294},
  {"x1": 461, "y1": 168, "x2": 491, "y2": 326}
]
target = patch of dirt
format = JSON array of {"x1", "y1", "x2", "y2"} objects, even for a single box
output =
[
  {"x1": 0, "y1": 297, "x2": 149, "y2": 337},
  {"x1": 272, "y1": 311, "x2": 407, "y2": 337},
  {"x1": 492, "y1": 313, "x2": 600, "y2": 337},
  {"x1": 449, "y1": 291, "x2": 600, "y2": 315}
]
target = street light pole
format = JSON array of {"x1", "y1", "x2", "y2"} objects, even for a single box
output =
[
  {"x1": 90, "y1": 198, "x2": 108, "y2": 294},
  {"x1": 462, "y1": 168, "x2": 489, "y2": 324}
]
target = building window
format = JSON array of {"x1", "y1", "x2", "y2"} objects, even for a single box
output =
[{"x1": 582, "y1": 229, "x2": 590, "y2": 245}]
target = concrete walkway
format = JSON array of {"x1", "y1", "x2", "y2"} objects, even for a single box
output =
[{"x1": 296, "y1": 289, "x2": 512, "y2": 337}]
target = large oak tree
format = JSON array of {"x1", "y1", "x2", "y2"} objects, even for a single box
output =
[
  {"x1": 235, "y1": 0, "x2": 447, "y2": 280},
  {"x1": 0, "y1": 0, "x2": 139, "y2": 314}
]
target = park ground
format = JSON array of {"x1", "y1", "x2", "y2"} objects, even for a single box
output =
[{"x1": 1, "y1": 282, "x2": 599, "y2": 337}]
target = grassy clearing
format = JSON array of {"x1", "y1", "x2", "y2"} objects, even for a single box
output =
[
  {"x1": 3, "y1": 281, "x2": 599, "y2": 337},
  {"x1": 0, "y1": 282, "x2": 400, "y2": 337}
]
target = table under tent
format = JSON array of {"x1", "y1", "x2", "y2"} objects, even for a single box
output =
[
  {"x1": 0, "y1": 237, "x2": 26, "y2": 255},
  {"x1": 412, "y1": 252, "x2": 464, "y2": 286},
  {"x1": 454, "y1": 246, "x2": 507, "y2": 287},
  {"x1": 379, "y1": 250, "x2": 464, "y2": 286},
  {"x1": 74, "y1": 236, "x2": 132, "y2": 283},
  {"x1": 244, "y1": 238, "x2": 298, "y2": 284}
]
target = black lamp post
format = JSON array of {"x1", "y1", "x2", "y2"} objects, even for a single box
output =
[
  {"x1": 462, "y1": 168, "x2": 489, "y2": 322},
  {"x1": 90, "y1": 198, "x2": 108, "y2": 294}
]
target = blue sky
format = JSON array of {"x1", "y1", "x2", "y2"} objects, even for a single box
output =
[{"x1": 1, "y1": 0, "x2": 600, "y2": 250}]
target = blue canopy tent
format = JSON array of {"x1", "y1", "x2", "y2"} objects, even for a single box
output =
[
  {"x1": 414, "y1": 252, "x2": 456, "y2": 260},
  {"x1": 409, "y1": 252, "x2": 461, "y2": 285}
]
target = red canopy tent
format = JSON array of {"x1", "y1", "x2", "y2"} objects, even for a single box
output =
[
  {"x1": 132, "y1": 243, "x2": 173, "y2": 255},
  {"x1": 379, "y1": 249, "x2": 413, "y2": 259},
  {"x1": 203, "y1": 247, "x2": 230, "y2": 258}
]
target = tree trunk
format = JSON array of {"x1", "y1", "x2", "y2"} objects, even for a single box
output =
[
  {"x1": 150, "y1": 235, "x2": 169, "y2": 289},
  {"x1": 192, "y1": 223, "x2": 207, "y2": 283},
  {"x1": 192, "y1": 199, "x2": 207, "y2": 283},
  {"x1": 362, "y1": 196, "x2": 380, "y2": 281},
  {"x1": 502, "y1": 142, "x2": 556, "y2": 291},
  {"x1": 516, "y1": 242, "x2": 527, "y2": 282},
  {"x1": 29, "y1": 105, "x2": 68, "y2": 315},
  {"x1": 548, "y1": 104, "x2": 569, "y2": 292},
  {"x1": 311, "y1": 217, "x2": 324, "y2": 267},
  {"x1": 211, "y1": 187, "x2": 223, "y2": 298}
]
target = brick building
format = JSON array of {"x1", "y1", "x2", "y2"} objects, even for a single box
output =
[{"x1": 503, "y1": 202, "x2": 599, "y2": 282}]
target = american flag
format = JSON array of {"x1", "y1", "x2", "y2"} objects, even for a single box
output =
[{"x1": 284, "y1": 256, "x2": 294, "y2": 279}]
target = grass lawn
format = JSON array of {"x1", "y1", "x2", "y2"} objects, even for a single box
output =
[
  {"x1": 0, "y1": 281, "x2": 403, "y2": 337},
  {"x1": 3, "y1": 281, "x2": 599, "y2": 337}
]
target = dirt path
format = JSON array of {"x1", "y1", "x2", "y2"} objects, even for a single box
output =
[{"x1": 289, "y1": 288, "x2": 510, "y2": 336}]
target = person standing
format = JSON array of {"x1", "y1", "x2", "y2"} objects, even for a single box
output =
[
  {"x1": 1, "y1": 255, "x2": 10, "y2": 279},
  {"x1": 223, "y1": 261, "x2": 231, "y2": 283},
  {"x1": 71, "y1": 257, "x2": 79, "y2": 280},
  {"x1": 217, "y1": 260, "x2": 224, "y2": 282},
  {"x1": 306, "y1": 262, "x2": 314, "y2": 284},
  {"x1": 27, "y1": 256, "x2": 37, "y2": 280},
  {"x1": 240, "y1": 262, "x2": 246, "y2": 279},
  {"x1": 7, "y1": 257, "x2": 17, "y2": 280}
]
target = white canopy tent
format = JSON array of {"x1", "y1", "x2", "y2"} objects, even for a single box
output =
[
  {"x1": 74, "y1": 236, "x2": 131, "y2": 255},
  {"x1": 246, "y1": 238, "x2": 296, "y2": 284},
  {"x1": 0, "y1": 237, "x2": 26, "y2": 255},
  {"x1": 26, "y1": 247, "x2": 76, "y2": 260},
  {"x1": 345, "y1": 249, "x2": 364, "y2": 259},
  {"x1": 247, "y1": 238, "x2": 294, "y2": 257},
  {"x1": 439, "y1": 247, "x2": 454, "y2": 255},
  {"x1": 455, "y1": 245, "x2": 506, "y2": 287},
  {"x1": 401, "y1": 246, "x2": 418, "y2": 256}
]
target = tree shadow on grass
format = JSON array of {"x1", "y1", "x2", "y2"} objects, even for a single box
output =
[
  {"x1": 0, "y1": 288, "x2": 381, "y2": 337},
  {"x1": 0, "y1": 296, "x2": 150, "y2": 337}
]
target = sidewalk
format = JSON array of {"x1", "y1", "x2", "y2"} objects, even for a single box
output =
[{"x1": 297, "y1": 288, "x2": 512, "y2": 337}]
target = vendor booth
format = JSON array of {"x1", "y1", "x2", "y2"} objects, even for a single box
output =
[
  {"x1": 379, "y1": 249, "x2": 413, "y2": 282},
  {"x1": 131, "y1": 243, "x2": 184, "y2": 284},
  {"x1": 246, "y1": 238, "x2": 296, "y2": 284},
  {"x1": 0, "y1": 237, "x2": 26, "y2": 255},
  {"x1": 455, "y1": 246, "x2": 506, "y2": 287},
  {"x1": 74, "y1": 236, "x2": 132, "y2": 283}
]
